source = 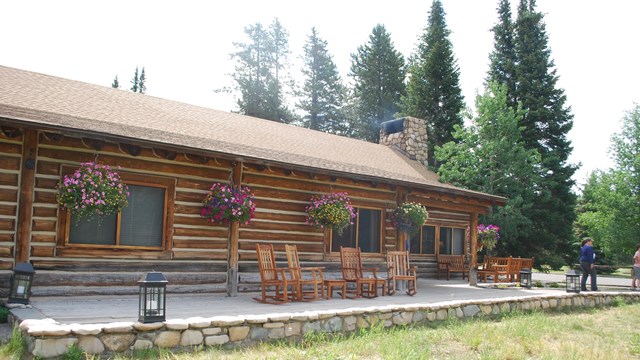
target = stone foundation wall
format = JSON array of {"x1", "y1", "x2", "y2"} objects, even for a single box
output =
[{"x1": 16, "y1": 292, "x2": 640, "y2": 359}]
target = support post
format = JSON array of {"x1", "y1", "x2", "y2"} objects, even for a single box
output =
[
  {"x1": 16, "y1": 129, "x2": 37, "y2": 263},
  {"x1": 469, "y1": 212, "x2": 479, "y2": 286},
  {"x1": 227, "y1": 161, "x2": 243, "y2": 297},
  {"x1": 395, "y1": 187, "x2": 407, "y2": 251}
]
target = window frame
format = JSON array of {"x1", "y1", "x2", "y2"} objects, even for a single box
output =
[
  {"x1": 56, "y1": 166, "x2": 175, "y2": 255},
  {"x1": 329, "y1": 206, "x2": 384, "y2": 255},
  {"x1": 409, "y1": 224, "x2": 467, "y2": 256}
]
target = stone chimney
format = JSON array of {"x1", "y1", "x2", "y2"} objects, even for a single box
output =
[{"x1": 379, "y1": 117, "x2": 428, "y2": 166}]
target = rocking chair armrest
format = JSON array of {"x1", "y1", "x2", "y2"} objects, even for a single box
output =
[
  {"x1": 300, "y1": 267, "x2": 324, "y2": 280},
  {"x1": 362, "y1": 267, "x2": 379, "y2": 278}
]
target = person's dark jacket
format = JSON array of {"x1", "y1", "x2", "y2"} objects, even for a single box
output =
[{"x1": 580, "y1": 245, "x2": 595, "y2": 264}]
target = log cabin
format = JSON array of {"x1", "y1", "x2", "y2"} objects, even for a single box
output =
[{"x1": 0, "y1": 65, "x2": 505, "y2": 297}]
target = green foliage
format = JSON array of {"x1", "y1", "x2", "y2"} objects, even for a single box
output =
[
  {"x1": 436, "y1": 82, "x2": 539, "y2": 258},
  {"x1": 231, "y1": 19, "x2": 294, "y2": 123},
  {"x1": 0, "y1": 327, "x2": 26, "y2": 359},
  {"x1": 305, "y1": 192, "x2": 356, "y2": 234},
  {"x1": 130, "y1": 66, "x2": 139, "y2": 93},
  {"x1": 62, "y1": 344, "x2": 85, "y2": 360},
  {"x1": 297, "y1": 28, "x2": 348, "y2": 134},
  {"x1": 111, "y1": 75, "x2": 119, "y2": 89},
  {"x1": 388, "y1": 202, "x2": 428, "y2": 234},
  {"x1": 0, "y1": 305, "x2": 8, "y2": 323},
  {"x1": 401, "y1": 0, "x2": 464, "y2": 167},
  {"x1": 576, "y1": 105, "x2": 640, "y2": 263},
  {"x1": 349, "y1": 24, "x2": 406, "y2": 142}
]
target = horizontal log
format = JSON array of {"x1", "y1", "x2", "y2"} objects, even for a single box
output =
[
  {"x1": 33, "y1": 207, "x2": 57, "y2": 218},
  {"x1": 0, "y1": 204, "x2": 16, "y2": 216},
  {"x1": 427, "y1": 210, "x2": 470, "y2": 222},
  {"x1": 0, "y1": 219, "x2": 14, "y2": 231},
  {"x1": 31, "y1": 246, "x2": 54, "y2": 257},
  {"x1": 0, "y1": 233, "x2": 14, "y2": 242},
  {"x1": 174, "y1": 204, "x2": 201, "y2": 216},
  {"x1": 173, "y1": 227, "x2": 228, "y2": 238},
  {"x1": 0, "y1": 189, "x2": 17, "y2": 202},
  {"x1": 173, "y1": 239, "x2": 228, "y2": 250},
  {"x1": 38, "y1": 147, "x2": 231, "y2": 182},
  {"x1": 244, "y1": 221, "x2": 313, "y2": 233},
  {"x1": 0, "y1": 141, "x2": 22, "y2": 155},
  {"x1": 254, "y1": 211, "x2": 306, "y2": 223},
  {"x1": 0, "y1": 261, "x2": 13, "y2": 270},
  {"x1": 177, "y1": 176, "x2": 230, "y2": 190},
  {"x1": 239, "y1": 230, "x2": 322, "y2": 242},
  {"x1": 175, "y1": 191, "x2": 205, "y2": 203},
  {"x1": 34, "y1": 191, "x2": 56, "y2": 204},
  {"x1": 35, "y1": 177, "x2": 58, "y2": 189},
  {"x1": 36, "y1": 161, "x2": 60, "y2": 176},
  {"x1": 31, "y1": 260, "x2": 227, "y2": 272},
  {"x1": 31, "y1": 234, "x2": 56, "y2": 243},
  {"x1": 55, "y1": 247, "x2": 172, "y2": 260},
  {"x1": 0, "y1": 156, "x2": 20, "y2": 171},
  {"x1": 32, "y1": 219, "x2": 55, "y2": 232},
  {"x1": 32, "y1": 271, "x2": 226, "y2": 287},
  {"x1": 173, "y1": 215, "x2": 211, "y2": 226},
  {"x1": 254, "y1": 198, "x2": 306, "y2": 212},
  {"x1": 252, "y1": 187, "x2": 316, "y2": 203},
  {"x1": 172, "y1": 250, "x2": 227, "y2": 260},
  {"x1": 0, "y1": 172, "x2": 18, "y2": 186},
  {"x1": 239, "y1": 242, "x2": 323, "y2": 254},
  {"x1": 0, "y1": 246, "x2": 13, "y2": 257},
  {"x1": 409, "y1": 195, "x2": 489, "y2": 214}
]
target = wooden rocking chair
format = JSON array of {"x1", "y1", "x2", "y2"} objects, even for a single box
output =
[
  {"x1": 386, "y1": 250, "x2": 417, "y2": 296},
  {"x1": 339, "y1": 247, "x2": 385, "y2": 298},
  {"x1": 285, "y1": 244, "x2": 324, "y2": 301},
  {"x1": 254, "y1": 244, "x2": 300, "y2": 304}
]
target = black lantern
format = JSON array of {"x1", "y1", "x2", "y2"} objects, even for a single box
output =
[
  {"x1": 138, "y1": 272, "x2": 168, "y2": 323},
  {"x1": 8, "y1": 262, "x2": 35, "y2": 304},
  {"x1": 565, "y1": 269, "x2": 581, "y2": 293},
  {"x1": 519, "y1": 268, "x2": 532, "y2": 289}
]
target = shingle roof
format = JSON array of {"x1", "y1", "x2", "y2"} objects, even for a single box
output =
[{"x1": 0, "y1": 65, "x2": 504, "y2": 203}]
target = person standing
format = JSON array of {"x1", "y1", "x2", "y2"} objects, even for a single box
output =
[
  {"x1": 632, "y1": 244, "x2": 640, "y2": 291},
  {"x1": 580, "y1": 237, "x2": 597, "y2": 291}
]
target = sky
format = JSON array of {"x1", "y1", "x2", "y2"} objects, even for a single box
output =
[{"x1": 1, "y1": 0, "x2": 639, "y2": 191}]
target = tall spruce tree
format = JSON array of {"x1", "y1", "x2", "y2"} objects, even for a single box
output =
[
  {"x1": 514, "y1": 0, "x2": 577, "y2": 266},
  {"x1": 298, "y1": 28, "x2": 347, "y2": 134},
  {"x1": 111, "y1": 75, "x2": 119, "y2": 89},
  {"x1": 130, "y1": 66, "x2": 139, "y2": 93},
  {"x1": 349, "y1": 24, "x2": 406, "y2": 142},
  {"x1": 401, "y1": 0, "x2": 464, "y2": 167},
  {"x1": 486, "y1": 0, "x2": 518, "y2": 109},
  {"x1": 138, "y1": 67, "x2": 146, "y2": 94},
  {"x1": 231, "y1": 19, "x2": 293, "y2": 123}
]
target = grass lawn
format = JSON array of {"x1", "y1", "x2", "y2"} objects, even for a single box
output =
[{"x1": 5, "y1": 301, "x2": 638, "y2": 359}]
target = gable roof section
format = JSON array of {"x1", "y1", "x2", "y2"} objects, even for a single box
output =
[{"x1": 0, "y1": 65, "x2": 505, "y2": 204}]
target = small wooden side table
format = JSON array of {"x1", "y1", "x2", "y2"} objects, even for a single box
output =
[{"x1": 324, "y1": 279, "x2": 346, "y2": 299}]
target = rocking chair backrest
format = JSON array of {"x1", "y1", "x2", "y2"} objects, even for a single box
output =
[
  {"x1": 340, "y1": 247, "x2": 363, "y2": 281},
  {"x1": 256, "y1": 244, "x2": 279, "y2": 282},
  {"x1": 386, "y1": 250, "x2": 410, "y2": 277},
  {"x1": 285, "y1": 244, "x2": 302, "y2": 281}
]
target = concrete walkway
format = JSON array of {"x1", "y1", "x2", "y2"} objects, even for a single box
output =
[{"x1": 1, "y1": 273, "x2": 634, "y2": 343}]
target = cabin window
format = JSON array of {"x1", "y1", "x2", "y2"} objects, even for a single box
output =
[
  {"x1": 409, "y1": 225, "x2": 465, "y2": 255},
  {"x1": 59, "y1": 168, "x2": 175, "y2": 251},
  {"x1": 330, "y1": 207, "x2": 382, "y2": 254}
]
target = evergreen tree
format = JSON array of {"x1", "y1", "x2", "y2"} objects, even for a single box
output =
[
  {"x1": 231, "y1": 19, "x2": 294, "y2": 123},
  {"x1": 350, "y1": 24, "x2": 406, "y2": 142},
  {"x1": 138, "y1": 67, "x2": 146, "y2": 94},
  {"x1": 514, "y1": 0, "x2": 577, "y2": 266},
  {"x1": 298, "y1": 27, "x2": 347, "y2": 134},
  {"x1": 401, "y1": 0, "x2": 464, "y2": 168},
  {"x1": 486, "y1": 0, "x2": 518, "y2": 109},
  {"x1": 130, "y1": 66, "x2": 139, "y2": 93},
  {"x1": 112, "y1": 75, "x2": 119, "y2": 89},
  {"x1": 436, "y1": 83, "x2": 539, "y2": 258}
]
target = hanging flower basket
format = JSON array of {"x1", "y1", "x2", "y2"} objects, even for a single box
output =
[
  {"x1": 388, "y1": 202, "x2": 429, "y2": 234},
  {"x1": 56, "y1": 162, "x2": 129, "y2": 221},
  {"x1": 305, "y1": 192, "x2": 356, "y2": 234},
  {"x1": 201, "y1": 183, "x2": 256, "y2": 225},
  {"x1": 477, "y1": 224, "x2": 500, "y2": 250}
]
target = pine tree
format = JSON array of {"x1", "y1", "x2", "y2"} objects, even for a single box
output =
[
  {"x1": 138, "y1": 67, "x2": 146, "y2": 94},
  {"x1": 130, "y1": 66, "x2": 139, "y2": 93},
  {"x1": 513, "y1": 0, "x2": 577, "y2": 267},
  {"x1": 486, "y1": 0, "x2": 518, "y2": 109},
  {"x1": 298, "y1": 27, "x2": 347, "y2": 134},
  {"x1": 231, "y1": 19, "x2": 294, "y2": 123},
  {"x1": 401, "y1": 0, "x2": 464, "y2": 167},
  {"x1": 112, "y1": 75, "x2": 120, "y2": 89},
  {"x1": 349, "y1": 24, "x2": 406, "y2": 142}
]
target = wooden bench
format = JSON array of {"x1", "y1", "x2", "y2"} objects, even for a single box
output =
[{"x1": 437, "y1": 254, "x2": 469, "y2": 280}]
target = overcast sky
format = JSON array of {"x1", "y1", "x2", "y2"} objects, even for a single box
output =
[{"x1": 2, "y1": 0, "x2": 639, "y2": 190}]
